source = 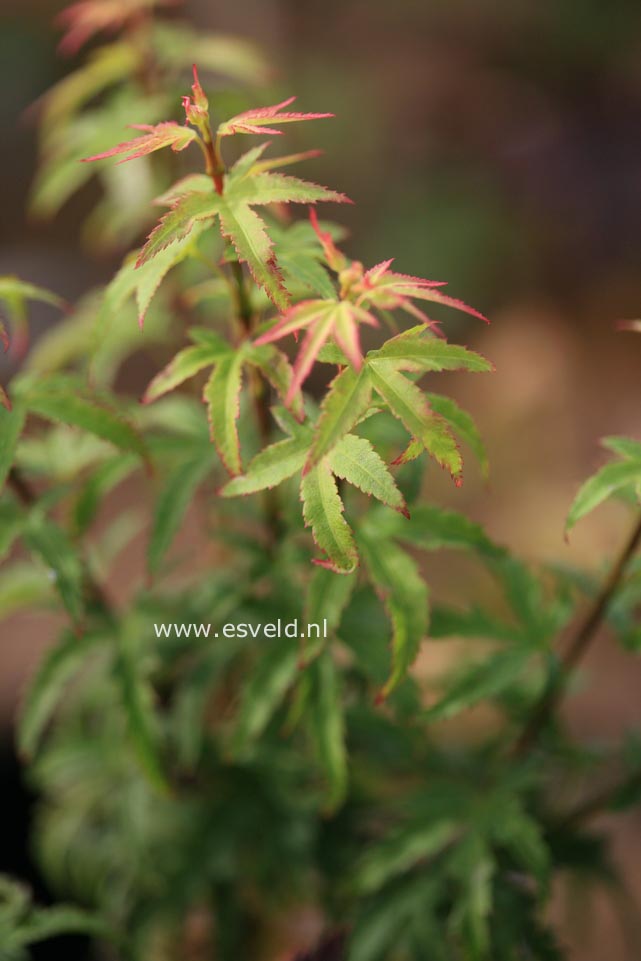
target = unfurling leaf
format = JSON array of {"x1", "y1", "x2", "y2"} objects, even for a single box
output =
[
  {"x1": 255, "y1": 300, "x2": 378, "y2": 399},
  {"x1": 218, "y1": 97, "x2": 333, "y2": 138}
]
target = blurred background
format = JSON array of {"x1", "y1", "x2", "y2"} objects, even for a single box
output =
[{"x1": 1, "y1": 0, "x2": 641, "y2": 957}]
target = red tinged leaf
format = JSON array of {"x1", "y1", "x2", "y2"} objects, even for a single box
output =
[
  {"x1": 218, "y1": 97, "x2": 334, "y2": 138},
  {"x1": 255, "y1": 300, "x2": 378, "y2": 403},
  {"x1": 356, "y1": 263, "x2": 489, "y2": 324},
  {"x1": 309, "y1": 208, "x2": 346, "y2": 272},
  {"x1": 182, "y1": 64, "x2": 211, "y2": 132},
  {"x1": 0, "y1": 384, "x2": 11, "y2": 411},
  {"x1": 82, "y1": 122, "x2": 198, "y2": 165},
  {"x1": 57, "y1": 0, "x2": 176, "y2": 56},
  {"x1": 0, "y1": 321, "x2": 9, "y2": 354}
]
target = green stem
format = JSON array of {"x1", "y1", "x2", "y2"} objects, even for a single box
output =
[{"x1": 514, "y1": 512, "x2": 641, "y2": 757}]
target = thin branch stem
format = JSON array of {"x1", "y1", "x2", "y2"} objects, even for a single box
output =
[
  {"x1": 554, "y1": 768, "x2": 641, "y2": 831},
  {"x1": 514, "y1": 512, "x2": 641, "y2": 757},
  {"x1": 228, "y1": 260, "x2": 282, "y2": 549}
]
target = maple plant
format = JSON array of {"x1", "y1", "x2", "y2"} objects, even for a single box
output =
[{"x1": 2, "y1": 2, "x2": 641, "y2": 959}]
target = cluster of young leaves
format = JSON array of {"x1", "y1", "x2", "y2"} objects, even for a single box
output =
[{"x1": 31, "y1": 0, "x2": 270, "y2": 249}]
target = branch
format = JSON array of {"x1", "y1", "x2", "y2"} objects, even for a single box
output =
[
  {"x1": 514, "y1": 512, "x2": 641, "y2": 757},
  {"x1": 555, "y1": 768, "x2": 641, "y2": 830},
  {"x1": 229, "y1": 259, "x2": 282, "y2": 549}
]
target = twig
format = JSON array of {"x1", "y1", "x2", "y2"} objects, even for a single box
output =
[
  {"x1": 229, "y1": 259, "x2": 282, "y2": 549},
  {"x1": 555, "y1": 768, "x2": 641, "y2": 831},
  {"x1": 513, "y1": 513, "x2": 641, "y2": 757}
]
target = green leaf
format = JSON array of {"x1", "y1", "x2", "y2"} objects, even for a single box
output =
[
  {"x1": 371, "y1": 329, "x2": 492, "y2": 373},
  {"x1": 429, "y1": 604, "x2": 520, "y2": 643},
  {"x1": 244, "y1": 342, "x2": 304, "y2": 420},
  {"x1": 143, "y1": 338, "x2": 230, "y2": 404},
  {"x1": 426, "y1": 392, "x2": 488, "y2": 477},
  {"x1": 304, "y1": 566, "x2": 356, "y2": 652},
  {"x1": 25, "y1": 383, "x2": 146, "y2": 460},
  {"x1": 306, "y1": 365, "x2": 373, "y2": 470},
  {"x1": 148, "y1": 453, "x2": 213, "y2": 575},
  {"x1": 23, "y1": 515, "x2": 85, "y2": 623},
  {"x1": 566, "y1": 458, "x2": 641, "y2": 531},
  {"x1": 0, "y1": 563, "x2": 53, "y2": 620},
  {"x1": 231, "y1": 636, "x2": 300, "y2": 753},
  {"x1": 203, "y1": 352, "x2": 245, "y2": 475},
  {"x1": 424, "y1": 648, "x2": 531, "y2": 721},
  {"x1": 227, "y1": 171, "x2": 348, "y2": 206},
  {"x1": 397, "y1": 504, "x2": 501, "y2": 557},
  {"x1": 368, "y1": 360, "x2": 462, "y2": 480},
  {"x1": 221, "y1": 435, "x2": 309, "y2": 496},
  {"x1": 10, "y1": 904, "x2": 108, "y2": 947},
  {"x1": 358, "y1": 526, "x2": 429, "y2": 696},
  {"x1": 218, "y1": 199, "x2": 288, "y2": 311},
  {"x1": 114, "y1": 620, "x2": 168, "y2": 793},
  {"x1": 0, "y1": 402, "x2": 26, "y2": 491},
  {"x1": 0, "y1": 276, "x2": 65, "y2": 319},
  {"x1": 0, "y1": 503, "x2": 24, "y2": 561},
  {"x1": 153, "y1": 23, "x2": 270, "y2": 86},
  {"x1": 491, "y1": 799, "x2": 549, "y2": 885},
  {"x1": 18, "y1": 630, "x2": 102, "y2": 758},
  {"x1": 137, "y1": 191, "x2": 220, "y2": 267},
  {"x1": 308, "y1": 651, "x2": 347, "y2": 811},
  {"x1": 301, "y1": 460, "x2": 358, "y2": 574},
  {"x1": 72, "y1": 454, "x2": 137, "y2": 535},
  {"x1": 601, "y1": 436, "x2": 641, "y2": 460},
  {"x1": 280, "y1": 250, "x2": 336, "y2": 299},
  {"x1": 329, "y1": 433, "x2": 407, "y2": 514},
  {"x1": 354, "y1": 819, "x2": 459, "y2": 894},
  {"x1": 100, "y1": 220, "x2": 210, "y2": 329}
]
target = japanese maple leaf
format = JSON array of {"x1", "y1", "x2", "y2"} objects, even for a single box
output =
[
  {"x1": 82, "y1": 122, "x2": 198, "y2": 165},
  {"x1": 354, "y1": 259, "x2": 488, "y2": 327},
  {"x1": 255, "y1": 299, "x2": 378, "y2": 403},
  {"x1": 218, "y1": 98, "x2": 334, "y2": 137},
  {"x1": 254, "y1": 210, "x2": 487, "y2": 399},
  {"x1": 132, "y1": 148, "x2": 349, "y2": 309},
  {"x1": 57, "y1": 0, "x2": 175, "y2": 56},
  {"x1": 83, "y1": 74, "x2": 347, "y2": 311}
]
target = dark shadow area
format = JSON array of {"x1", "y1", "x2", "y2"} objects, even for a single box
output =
[{"x1": 0, "y1": 737, "x2": 90, "y2": 961}]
